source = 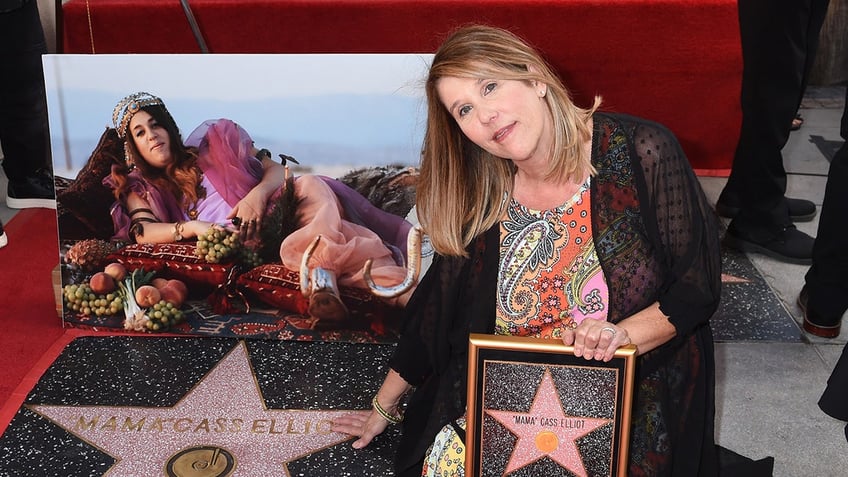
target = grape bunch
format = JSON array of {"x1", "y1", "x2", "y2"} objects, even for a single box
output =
[
  {"x1": 195, "y1": 227, "x2": 241, "y2": 263},
  {"x1": 239, "y1": 246, "x2": 262, "y2": 268},
  {"x1": 145, "y1": 300, "x2": 185, "y2": 332},
  {"x1": 63, "y1": 283, "x2": 124, "y2": 317}
]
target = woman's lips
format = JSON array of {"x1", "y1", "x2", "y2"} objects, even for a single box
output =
[{"x1": 493, "y1": 123, "x2": 514, "y2": 143}]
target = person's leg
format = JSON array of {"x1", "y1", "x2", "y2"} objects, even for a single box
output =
[
  {"x1": 0, "y1": 218, "x2": 7, "y2": 249},
  {"x1": 0, "y1": 0, "x2": 55, "y2": 209},
  {"x1": 802, "y1": 86, "x2": 848, "y2": 336},
  {"x1": 721, "y1": 0, "x2": 826, "y2": 263}
]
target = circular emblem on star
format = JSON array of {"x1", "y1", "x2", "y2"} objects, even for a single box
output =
[{"x1": 165, "y1": 445, "x2": 236, "y2": 477}]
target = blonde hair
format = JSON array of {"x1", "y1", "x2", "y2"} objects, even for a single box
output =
[{"x1": 418, "y1": 25, "x2": 601, "y2": 257}]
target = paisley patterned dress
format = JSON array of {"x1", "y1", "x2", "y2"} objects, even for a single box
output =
[{"x1": 496, "y1": 177, "x2": 608, "y2": 337}]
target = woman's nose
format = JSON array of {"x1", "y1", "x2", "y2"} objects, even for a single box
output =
[{"x1": 478, "y1": 107, "x2": 497, "y2": 124}]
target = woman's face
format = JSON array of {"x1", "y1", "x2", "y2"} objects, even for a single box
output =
[
  {"x1": 436, "y1": 75, "x2": 553, "y2": 165},
  {"x1": 128, "y1": 110, "x2": 173, "y2": 169}
]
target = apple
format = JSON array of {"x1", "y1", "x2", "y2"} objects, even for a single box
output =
[
  {"x1": 135, "y1": 285, "x2": 161, "y2": 307},
  {"x1": 151, "y1": 278, "x2": 169, "y2": 289},
  {"x1": 89, "y1": 272, "x2": 116, "y2": 295},
  {"x1": 103, "y1": 262, "x2": 127, "y2": 281}
]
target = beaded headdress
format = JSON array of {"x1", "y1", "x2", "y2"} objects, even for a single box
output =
[{"x1": 112, "y1": 92, "x2": 166, "y2": 138}]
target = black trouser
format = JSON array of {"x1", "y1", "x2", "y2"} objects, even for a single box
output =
[
  {"x1": 723, "y1": 0, "x2": 830, "y2": 235},
  {"x1": 0, "y1": 0, "x2": 52, "y2": 182},
  {"x1": 805, "y1": 86, "x2": 848, "y2": 321}
]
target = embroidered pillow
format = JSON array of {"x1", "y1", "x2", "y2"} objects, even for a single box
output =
[{"x1": 108, "y1": 242, "x2": 236, "y2": 296}]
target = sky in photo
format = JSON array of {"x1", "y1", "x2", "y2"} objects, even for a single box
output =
[{"x1": 44, "y1": 54, "x2": 433, "y2": 177}]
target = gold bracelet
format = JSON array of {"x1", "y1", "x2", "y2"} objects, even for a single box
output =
[
  {"x1": 372, "y1": 396, "x2": 403, "y2": 424},
  {"x1": 173, "y1": 221, "x2": 184, "y2": 241}
]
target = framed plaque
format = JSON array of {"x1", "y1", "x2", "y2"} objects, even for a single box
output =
[{"x1": 466, "y1": 334, "x2": 636, "y2": 477}]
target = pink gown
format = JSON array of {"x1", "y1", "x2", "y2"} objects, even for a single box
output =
[{"x1": 280, "y1": 174, "x2": 412, "y2": 297}]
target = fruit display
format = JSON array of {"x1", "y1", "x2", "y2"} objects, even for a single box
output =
[
  {"x1": 195, "y1": 227, "x2": 240, "y2": 263},
  {"x1": 195, "y1": 226, "x2": 263, "y2": 268},
  {"x1": 62, "y1": 261, "x2": 189, "y2": 333},
  {"x1": 62, "y1": 283, "x2": 123, "y2": 317},
  {"x1": 65, "y1": 239, "x2": 117, "y2": 272}
]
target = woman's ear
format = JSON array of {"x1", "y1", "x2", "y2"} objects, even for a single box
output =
[{"x1": 526, "y1": 64, "x2": 547, "y2": 96}]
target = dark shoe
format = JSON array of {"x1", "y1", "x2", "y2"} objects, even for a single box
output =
[
  {"x1": 715, "y1": 197, "x2": 817, "y2": 222},
  {"x1": 0, "y1": 219, "x2": 6, "y2": 249},
  {"x1": 6, "y1": 169, "x2": 56, "y2": 209},
  {"x1": 797, "y1": 285, "x2": 842, "y2": 338},
  {"x1": 724, "y1": 224, "x2": 813, "y2": 265}
]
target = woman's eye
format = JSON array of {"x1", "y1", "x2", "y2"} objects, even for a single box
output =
[
  {"x1": 134, "y1": 129, "x2": 144, "y2": 138},
  {"x1": 458, "y1": 105, "x2": 472, "y2": 117},
  {"x1": 483, "y1": 82, "x2": 496, "y2": 95}
]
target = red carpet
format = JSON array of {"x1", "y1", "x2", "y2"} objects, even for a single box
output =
[{"x1": 0, "y1": 209, "x2": 66, "y2": 435}]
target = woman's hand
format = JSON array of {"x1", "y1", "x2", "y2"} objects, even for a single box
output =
[
  {"x1": 227, "y1": 189, "x2": 266, "y2": 241},
  {"x1": 561, "y1": 320, "x2": 632, "y2": 362},
  {"x1": 183, "y1": 220, "x2": 218, "y2": 240},
  {"x1": 331, "y1": 409, "x2": 391, "y2": 449}
]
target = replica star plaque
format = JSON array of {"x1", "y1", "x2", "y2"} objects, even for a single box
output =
[{"x1": 466, "y1": 334, "x2": 636, "y2": 477}]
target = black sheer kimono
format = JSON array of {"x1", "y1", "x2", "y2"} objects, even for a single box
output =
[{"x1": 390, "y1": 113, "x2": 722, "y2": 476}]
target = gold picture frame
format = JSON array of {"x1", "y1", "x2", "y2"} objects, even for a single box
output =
[{"x1": 466, "y1": 333, "x2": 636, "y2": 476}]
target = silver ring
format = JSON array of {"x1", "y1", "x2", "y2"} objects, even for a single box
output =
[{"x1": 601, "y1": 326, "x2": 617, "y2": 337}]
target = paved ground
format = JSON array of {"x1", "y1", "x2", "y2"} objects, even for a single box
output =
[{"x1": 698, "y1": 85, "x2": 848, "y2": 476}]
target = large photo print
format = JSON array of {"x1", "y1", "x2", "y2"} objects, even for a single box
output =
[{"x1": 46, "y1": 53, "x2": 433, "y2": 343}]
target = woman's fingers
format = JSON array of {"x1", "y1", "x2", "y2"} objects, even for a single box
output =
[
  {"x1": 565, "y1": 322, "x2": 630, "y2": 362},
  {"x1": 233, "y1": 215, "x2": 261, "y2": 241},
  {"x1": 331, "y1": 410, "x2": 388, "y2": 449},
  {"x1": 332, "y1": 411, "x2": 370, "y2": 432}
]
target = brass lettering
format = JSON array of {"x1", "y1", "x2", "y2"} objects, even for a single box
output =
[
  {"x1": 214, "y1": 418, "x2": 228, "y2": 433},
  {"x1": 150, "y1": 417, "x2": 171, "y2": 432},
  {"x1": 286, "y1": 419, "x2": 302, "y2": 435},
  {"x1": 101, "y1": 416, "x2": 118, "y2": 431},
  {"x1": 75, "y1": 415, "x2": 99, "y2": 431},
  {"x1": 67, "y1": 414, "x2": 346, "y2": 436},
  {"x1": 122, "y1": 417, "x2": 145, "y2": 432},
  {"x1": 268, "y1": 419, "x2": 284, "y2": 434},
  {"x1": 315, "y1": 420, "x2": 333, "y2": 435},
  {"x1": 194, "y1": 419, "x2": 210, "y2": 433},
  {"x1": 251, "y1": 420, "x2": 268, "y2": 433},
  {"x1": 174, "y1": 418, "x2": 192, "y2": 432}
]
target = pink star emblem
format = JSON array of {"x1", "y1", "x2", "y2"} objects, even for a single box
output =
[
  {"x1": 486, "y1": 368, "x2": 611, "y2": 476},
  {"x1": 30, "y1": 342, "x2": 356, "y2": 476}
]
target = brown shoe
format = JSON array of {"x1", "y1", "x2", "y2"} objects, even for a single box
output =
[{"x1": 798, "y1": 286, "x2": 841, "y2": 338}]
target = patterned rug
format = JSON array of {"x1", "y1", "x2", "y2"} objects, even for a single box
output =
[{"x1": 62, "y1": 299, "x2": 402, "y2": 344}]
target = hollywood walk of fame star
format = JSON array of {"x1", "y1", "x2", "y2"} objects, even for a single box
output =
[
  {"x1": 29, "y1": 342, "x2": 357, "y2": 476},
  {"x1": 721, "y1": 273, "x2": 750, "y2": 284},
  {"x1": 486, "y1": 368, "x2": 611, "y2": 477}
]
